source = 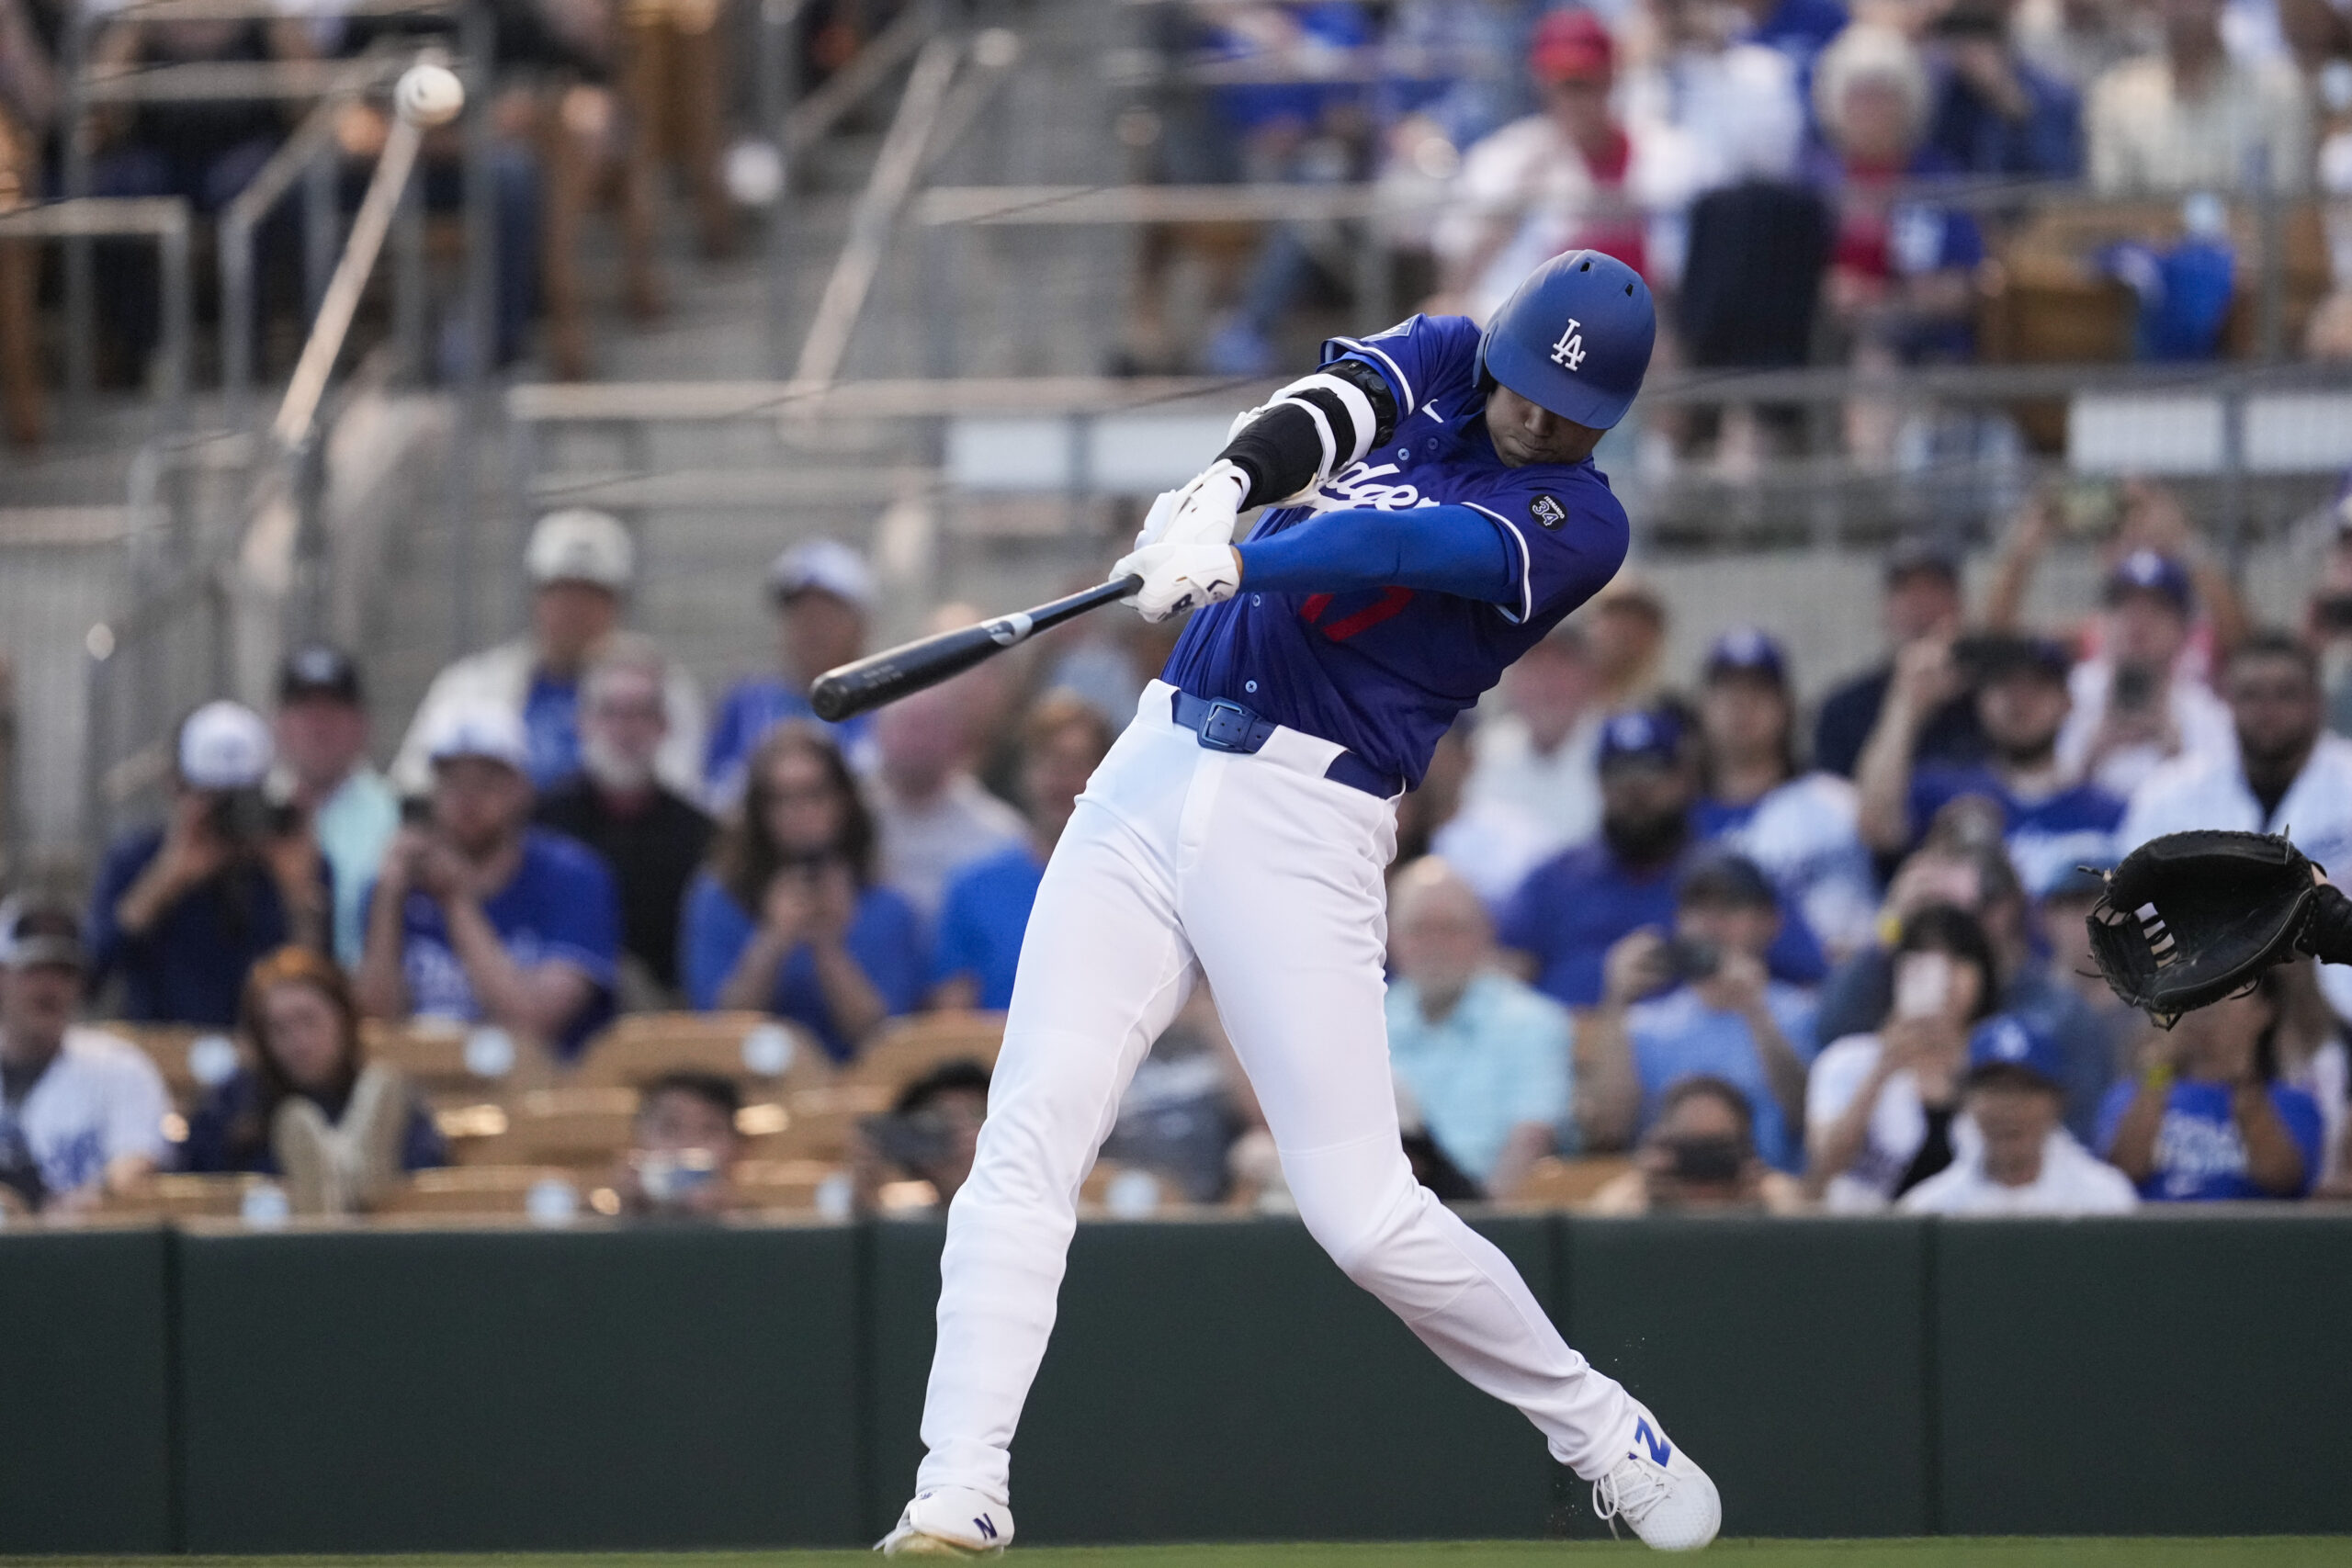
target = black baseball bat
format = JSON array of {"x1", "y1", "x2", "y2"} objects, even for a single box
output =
[{"x1": 808, "y1": 575, "x2": 1144, "y2": 722}]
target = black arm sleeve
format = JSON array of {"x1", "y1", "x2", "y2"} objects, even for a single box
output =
[
  {"x1": 1219, "y1": 405, "x2": 1329, "y2": 511},
  {"x1": 2299, "y1": 883, "x2": 2352, "y2": 966},
  {"x1": 1215, "y1": 357, "x2": 1400, "y2": 509}
]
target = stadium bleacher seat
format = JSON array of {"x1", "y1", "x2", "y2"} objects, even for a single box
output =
[
  {"x1": 847, "y1": 1010, "x2": 1005, "y2": 1088},
  {"x1": 739, "y1": 1081, "x2": 896, "y2": 1162},
  {"x1": 1504, "y1": 1156, "x2": 1638, "y2": 1212},
  {"x1": 732, "y1": 1157, "x2": 843, "y2": 1213},
  {"x1": 113, "y1": 1024, "x2": 245, "y2": 1107},
  {"x1": 364, "y1": 1018, "x2": 540, "y2": 1100},
  {"x1": 441, "y1": 1086, "x2": 641, "y2": 1169},
  {"x1": 379, "y1": 1166, "x2": 584, "y2": 1218},
  {"x1": 103, "y1": 1171, "x2": 269, "y2": 1220},
  {"x1": 574, "y1": 1011, "x2": 827, "y2": 1092},
  {"x1": 1077, "y1": 1160, "x2": 1180, "y2": 1218}
]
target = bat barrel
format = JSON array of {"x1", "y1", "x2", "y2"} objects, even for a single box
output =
[{"x1": 806, "y1": 576, "x2": 1141, "y2": 723}]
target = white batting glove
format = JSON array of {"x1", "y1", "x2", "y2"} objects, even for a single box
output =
[
  {"x1": 1133, "y1": 459, "x2": 1252, "y2": 551},
  {"x1": 1111, "y1": 541, "x2": 1242, "y2": 624}
]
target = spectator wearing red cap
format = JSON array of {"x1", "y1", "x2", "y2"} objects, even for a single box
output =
[{"x1": 1431, "y1": 9, "x2": 1700, "y2": 320}]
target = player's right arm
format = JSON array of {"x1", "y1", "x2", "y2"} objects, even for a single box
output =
[{"x1": 1137, "y1": 356, "x2": 1402, "y2": 552}]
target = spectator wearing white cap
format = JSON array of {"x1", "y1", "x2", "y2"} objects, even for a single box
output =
[
  {"x1": 357, "y1": 704, "x2": 623, "y2": 1064},
  {"x1": 87, "y1": 702, "x2": 332, "y2": 1026},
  {"x1": 274, "y1": 644, "x2": 398, "y2": 970},
  {"x1": 704, "y1": 537, "x2": 876, "y2": 810},
  {"x1": 390, "y1": 509, "x2": 707, "y2": 800},
  {"x1": 0, "y1": 898, "x2": 170, "y2": 1214}
]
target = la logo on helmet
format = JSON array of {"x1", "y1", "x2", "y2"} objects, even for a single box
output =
[{"x1": 1549, "y1": 318, "x2": 1586, "y2": 372}]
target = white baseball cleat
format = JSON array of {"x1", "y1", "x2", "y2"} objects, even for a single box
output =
[
  {"x1": 1590, "y1": 1404, "x2": 1721, "y2": 1551},
  {"x1": 875, "y1": 1487, "x2": 1014, "y2": 1556}
]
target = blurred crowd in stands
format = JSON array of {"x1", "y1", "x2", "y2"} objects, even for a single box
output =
[
  {"x1": 1119, "y1": 0, "x2": 2352, "y2": 459},
  {"x1": 13, "y1": 477, "x2": 2352, "y2": 1225},
  {"x1": 0, "y1": 0, "x2": 854, "y2": 442},
  {"x1": 6, "y1": 0, "x2": 2352, "y2": 446}
]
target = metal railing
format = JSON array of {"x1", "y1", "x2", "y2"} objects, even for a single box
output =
[
  {"x1": 216, "y1": 48, "x2": 422, "y2": 427},
  {"x1": 69, "y1": 47, "x2": 444, "y2": 871},
  {"x1": 52, "y1": 0, "x2": 462, "y2": 423},
  {"x1": 0, "y1": 197, "x2": 192, "y2": 434}
]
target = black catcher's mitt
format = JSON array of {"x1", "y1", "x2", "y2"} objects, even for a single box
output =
[{"x1": 2085, "y1": 829, "x2": 2320, "y2": 1026}]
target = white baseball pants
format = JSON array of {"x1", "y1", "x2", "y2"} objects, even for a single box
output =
[{"x1": 914, "y1": 681, "x2": 1635, "y2": 1504}]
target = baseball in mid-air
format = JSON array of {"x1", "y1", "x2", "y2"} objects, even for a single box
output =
[{"x1": 394, "y1": 62, "x2": 465, "y2": 128}]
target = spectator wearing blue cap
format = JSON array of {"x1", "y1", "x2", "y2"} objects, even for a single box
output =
[
  {"x1": 1693, "y1": 627, "x2": 1877, "y2": 957},
  {"x1": 2098, "y1": 968, "x2": 2326, "y2": 1202},
  {"x1": 1856, "y1": 631, "x2": 2123, "y2": 896},
  {"x1": 1577, "y1": 849, "x2": 1820, "y2": 1169},
  {"x1": 1499, "y1": 708, "x2": 1827, "y2": 1010},
  {"x1": 705, "y1": 537, "x2": 877, "y2": 811},
  {"x1": 2052, "y1": 549, "x2": 2237, "y2": 796},
  {"x1": 1898, "y1": 1013, "x2": 2138, "y2": 1214},
  {"x1": 1813, "y1": 538, "x2": 1986, "y2": 779},
  {"x1": 1984, "y1": 485, "x2": 2245, "y2": 796}
]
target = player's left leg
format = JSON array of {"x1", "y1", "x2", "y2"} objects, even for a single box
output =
[{"x1": 1179, "y1": 745, "x2": 1718, "y2": 1549}]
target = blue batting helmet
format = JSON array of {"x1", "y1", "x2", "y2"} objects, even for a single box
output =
[{"x1": 1477, "y1": 250, "x2": 1656, "y2": 430}]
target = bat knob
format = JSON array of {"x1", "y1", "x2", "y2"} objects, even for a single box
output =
[{"x1": 808, "y1": 676, "x2": 854, "y2": 723}]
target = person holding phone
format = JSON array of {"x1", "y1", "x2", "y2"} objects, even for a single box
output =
[
  {"x1": 2098, "y1": 969, "x2": 2325, "y2": 1202},
  {"x1": 357, "y1": 705, "x2": 623, "y2": 1065},
  {"x1": 1585, "y1": 1075, "x2": 1807, "y2": 1214},
  {"x1": 89, "y1": 702, "x2": 332, "y2": 1025},
  {"x1": 1855, "y1": 631, "x2": 2123, "y2": 896},
  {"x1": 611, "y1": 1071, "x2": 745, "y2": 1217},
  {"x1": 1804, "y1": 904, "x2": 2001, "y2": 1210},
  {"x1": 679, "y1": 723, "x2": 924, "y2": 1063},
  {"x1": 1577, "y1": 850, "x2": 1817, "y2": 1170}
]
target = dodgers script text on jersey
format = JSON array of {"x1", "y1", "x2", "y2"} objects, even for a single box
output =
[{"x1": 1163, "y1": 314, "x2": 1630, "y2": 790}]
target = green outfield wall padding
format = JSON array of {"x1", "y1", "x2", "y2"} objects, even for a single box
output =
[
  {"x1": 1934, "y1": 1212, "x2": 2352, "y2": 1537},
  {"x1": 1559, "y1": 1215, "x2": 1932, "y2": 1539},
  {"x1": 4, "y1": 1212, "x2": 2347, "y2": 1551},
  {"x1": 865, "y1": 1215, "x2": 1563, "y2": 1544},
  {"x1": 0, "y1": 1225, "x2": 174, "y2": 1552},
  {"x1": 172, "y1": 1224, "x2": 864, "y2": 1551}
]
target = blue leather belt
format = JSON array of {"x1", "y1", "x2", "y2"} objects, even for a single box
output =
[{"x1": 1170, "y1": 690, "x2": 1400, "y2": 799}]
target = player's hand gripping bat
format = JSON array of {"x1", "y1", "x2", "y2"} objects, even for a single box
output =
[{"x1": 808, "y1": 576, "x2": 1145, "y2": 722}]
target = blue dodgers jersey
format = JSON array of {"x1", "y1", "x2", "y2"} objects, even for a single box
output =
[
  {"x1": 1161, "y1": 314, "x2": 1632, "y2": 790},
  {"x1": 1908, "y1": 764, "x2": 2122, "y2": 896}
]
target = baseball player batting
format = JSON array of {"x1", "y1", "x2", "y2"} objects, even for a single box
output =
[{"x1": 879, "y1": 250, "x2": 1720, "y2": 1555}]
